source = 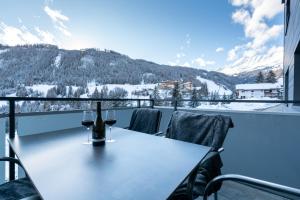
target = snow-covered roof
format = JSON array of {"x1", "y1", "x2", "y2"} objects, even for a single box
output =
[{"x1": 236, "y1": 83, "x2": 282, "y2": 90}]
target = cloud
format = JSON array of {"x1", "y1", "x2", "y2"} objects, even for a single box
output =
[
  {"x1": 216, "y1": 47, "x2": 224, "y2": 52},
  {"x1": 0, "y1": 21, "x2": 57, "y2": 46},
  {"x1": 193, "y1": 57, "x2": 215, "y2": 67},
  {"x1": 35, "y1": 27, "x2": 56, "y2": 44},
  {"x1": 169, "y1": 34, "x2": 191, "y2": 66},
  {"x1": 183, "y1": 62, "x2": 190, "y2": 67},
  {"x1": 44, "y1": 6, "x2": 71, "y2": 36},
  {"x1": 222, "y1": 0, "x2": 284, "y2": 74}
]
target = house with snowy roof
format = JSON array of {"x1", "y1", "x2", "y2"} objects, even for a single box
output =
[{"x1": 236, "y1": 82, "x2": 283, "y2": 99}]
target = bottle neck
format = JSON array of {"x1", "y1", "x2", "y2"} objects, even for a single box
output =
[{"x1": 96, "y1": 102, "x2": 102, "y2": 119}]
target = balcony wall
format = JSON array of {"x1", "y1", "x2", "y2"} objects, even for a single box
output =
[{"x1": 1, "y1": 107, "x2": 300, "y2": 189}]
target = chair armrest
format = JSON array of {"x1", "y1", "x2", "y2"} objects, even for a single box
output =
[
  {"x1": 20, "y1": 194, "x2": 41, "y2": 200},
  {"x1": 0, "y1": 157, "x2": 24, "y2": 169},
  {"x1": 203, "y1": 174, "x2": 300, "y2": 200},
  {"x1": 154, "y1": 131, "x2": 165, "y2": 136}
]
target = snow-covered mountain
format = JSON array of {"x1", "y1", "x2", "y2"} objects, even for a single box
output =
[
  {"x1": 0, "y1": 43, "x2": 282, "y2": 99},
  {"x1": 0, "y1": 44, "x2": 247, "y2": 93},
  {"x1": 219, "y1": 64, "x2": 282, "y2": 76}
]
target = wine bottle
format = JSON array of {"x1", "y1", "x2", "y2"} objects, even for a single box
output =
[{"x1": 92, "y1": 102, "x2": 105, "y2": 146}]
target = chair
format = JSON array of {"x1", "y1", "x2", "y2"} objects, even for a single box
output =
[
  {"x1": 203, "y1": 174, "x2": 300, "y2": 200},
  {"x1": 127, "y1": 108, "x2": 162, "y2": 135},
  {"x1": 0, "y1": 157, "x2": 41, "y2": 200},
  {"x1": 166, "y1": 111, "x2": 234, "y2": 200}
]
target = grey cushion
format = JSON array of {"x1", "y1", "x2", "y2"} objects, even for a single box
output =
[
  {"x1": 128, "y1": 108, "x2": 162, "y2": 134},
  {"x1": 0, "y1": 177, "x2": 39, "y2": 200}
]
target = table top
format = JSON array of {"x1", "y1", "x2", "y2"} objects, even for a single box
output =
[{"x1": 9, "y1": 127, "x2": 210, "y2": 200}]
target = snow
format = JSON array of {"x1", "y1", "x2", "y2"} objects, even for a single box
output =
[
  {"x1": 54, "y1": 53, "x2": 61, "y2": 68},
  {"x1": 236, "y1": 83, "x2": 282, "y2": 90},
  {"x1": 80, "y1": 55, "x2": 94, "y2": 69},
  {"x1": 236, "y1": 78, "x2": 283, "y2": 90},
  {"x1": 87, "y1": 82, "x2": 157, "y2": 99},
  {"x1": 26, "y1": 84, "x2": 56, "y2": 96},
  {"x1": 0, "y1": 101, "x2": 7, "y2": 107},
  {"x1": 0, "y1": 49, "x2": 9, "y2": 54},
  {"x1": 196, "y1": 97, "x2": 280, "y2": 111},
  {"x1": 196, "y1": 76, "x2": 232, "y2": 95},
  {"x1": 220, "y1": 64, "x2": 282, "y2": 75}
]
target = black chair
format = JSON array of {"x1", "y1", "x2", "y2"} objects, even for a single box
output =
[
  {"x1": 203, "y1": 174, "x2": 300, "y2": 200},
  {"x1": 127, "y1": 108, "x2": 162, "y2": 135},
  {"x1": 0, "y1": 157, "x2": 41, "y2": 200},
  {"x1": 166, "y1": 111, "x2": 234, "y2": 200}
]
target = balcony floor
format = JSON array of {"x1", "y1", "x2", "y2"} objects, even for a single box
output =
[{"x1": 199, "y1": 181, "x2": 288, "y2": 200}]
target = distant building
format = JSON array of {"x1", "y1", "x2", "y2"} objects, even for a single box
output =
[
  {"x1": 158, "y1": 81, "x2": 193, "y2": 91},
  {"x1": 282, "y1": 0, "x2": 300, "y2": 105},
  {"x1": 236, "y1": 82, "x2": 283, "y2": 99},
  {"x1": 180, "y1": 82, "x2": 193, "y2": 91}
]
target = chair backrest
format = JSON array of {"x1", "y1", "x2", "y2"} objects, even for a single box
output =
[
  {"x1": 166, "y1": 111, "x2": 234, "y2": 151},
  {"x1": 128, "y1": 108, "x2": 162, "y2": 134},
  {"x1": 166, "y1": 111, "x2": 234, "y2": 199}
]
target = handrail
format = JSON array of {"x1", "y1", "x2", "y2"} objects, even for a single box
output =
[
  {"x1": 0, "y1": 96, "x2": 299, "y2": 104},
  {"x1": 0, "y1": 97, "x2": 151, "y2": 101},
  {"x1": 154, "y1": 98, "x2": 300, "y2": 104},
  {"x1": 203, "y1": 174, "x2": 300, "y2": 200}
]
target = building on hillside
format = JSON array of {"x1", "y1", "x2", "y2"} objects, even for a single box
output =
[
  {"x1": 180, "y1": 82, "x2": 193, "y2": 91},
  {"x1": 282, "y1": 0, "x2": 300, "y2": 105},
  {"x1": 236, "y1": 82, "x2": 283, "y2": 99},
  {"x1": 158, "y1": 81, "x2": 192, "y2": 91},
  {"x1": 158, "y1": 80, "x2": 177, "y2": 90}
]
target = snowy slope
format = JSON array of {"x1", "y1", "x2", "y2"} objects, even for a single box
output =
[
  {"x1": 196, "y1": 76, "x2": 232, "y2": 95},
  {"x1": 220, "y1": 64, "x2": 282, "y2": 76},
  {"x1": 196, "y1": 97, "x2": 280, "y2": 111},
  {"x1": 87, "y1": 82, "x2": 157, "y2": 98}
]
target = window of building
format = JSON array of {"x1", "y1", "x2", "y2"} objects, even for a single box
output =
[
  {"x1": 285, "y1": 69, "x2": 289, "y2": 100},
  {"x1": 294, "y1": 41, "x2": 300, "y2": 105},
  {"x1": 285, "y1": 0, "x2": 291, "y2": 35}
]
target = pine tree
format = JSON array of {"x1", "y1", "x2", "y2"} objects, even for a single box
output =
[
  {"x1": 266, "y1": 70, "x2": 277, "y2": 83},
  {"x1": 189, "y1": 88, "x2": 198, "y2": 108},
  {"x1": 67, "y1": 86, "x2": 73, "y2": 97},
  {"x1": 171, "y1": 82, "x2": 182, "y2": 107},
  {"x1": 152, "y1": 86, "x2": 161, "y2": 106},
  {"x1": 199, "y1": 82, "x2": 209, "y2": 97},
  {"x1": 256, "y1": 71, "x2": 265, "y2": 83},
  {"x1": 92, "y1": 87, "x2": 100, "y2": 98},
  {"x1": 46, "y1": 87, "x2": 57, "y2": 98}
]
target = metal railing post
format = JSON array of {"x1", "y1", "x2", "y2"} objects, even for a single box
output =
[
  {"x1": 150, "y1": 99, "x2": 154, "y2": 108},
  {"x1": 8, "y1": 100, "x2": 16, "y2": 181},
  {"x1": 174, "y1": 100, "x2": 178, "y2": 111},
  {"x1": 137, "y1": 100, "x2": 141, "y2": 108}
]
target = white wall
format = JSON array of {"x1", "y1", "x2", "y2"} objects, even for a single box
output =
[{"x1": 238, "y1": 89, "x2": 264, "y2": 99}]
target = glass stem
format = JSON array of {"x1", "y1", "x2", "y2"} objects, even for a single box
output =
[
  {"x1": 87, "y1": 128, "x2": 90, "y2": 143},
  {"x1": 109, "y1": 126, "x2": 112, "y2": 140}
]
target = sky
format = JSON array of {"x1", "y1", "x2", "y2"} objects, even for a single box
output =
[{"x1": 0, "y1": 0, "x2": 284, "y2": 74}]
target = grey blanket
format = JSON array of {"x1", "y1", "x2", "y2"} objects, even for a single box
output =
[
  {"x1": 166, "y1": 111, "x2": 233, "y2": 151},
  {"x1": 166, "y1": 111, "x2": 234, "y2": 198},
  {"x1": 129, "y1": 108, "x2": 161, "y2": 134}
]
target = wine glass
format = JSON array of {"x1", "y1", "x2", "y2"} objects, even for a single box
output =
[
  {"x1": 82, "y1": 110, "x2": 94, "y2": 144},
  {"x1": 105, "y1": 110, "x2": 116, "y2": 142}
]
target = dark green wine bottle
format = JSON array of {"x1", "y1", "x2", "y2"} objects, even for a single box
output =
[{"x1": 92, "y1": 102, "x2": 105, "y2": 146}]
